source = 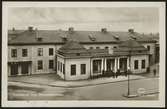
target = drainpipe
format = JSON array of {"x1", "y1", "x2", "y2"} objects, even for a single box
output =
[
  {"x1": 90, "y1": 58, "x2": 92, "y2": 79},
  {"x1": 64, "y1": 58, "x2": 66, "y2": 81}
]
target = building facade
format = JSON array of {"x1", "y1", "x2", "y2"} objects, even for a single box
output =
[{"x1": 8, "y1": 27, "x2": 158, "y2": 80}]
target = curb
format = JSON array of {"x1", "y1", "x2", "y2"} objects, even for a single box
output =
[{"x1": 8, "y1": 76, "x2": 159, "y2": 88}]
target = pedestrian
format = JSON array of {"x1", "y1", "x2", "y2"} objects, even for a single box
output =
[
  {"x1": 116, "y1": 69, "x2": 120, "y2": 78},
  {"x1": 125, "y1": 70, "x2": 128, "y2": 77},
  {"x1": 153, "y1": 69, "x2": 156, "y2": 76}
]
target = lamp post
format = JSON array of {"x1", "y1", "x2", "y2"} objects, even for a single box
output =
[
  {"x1": 127, "y1": 50, "x2": 131, "y2": 96},
  {"x1": 123, "y1": 49, "x2": 138, "y2": 98}
]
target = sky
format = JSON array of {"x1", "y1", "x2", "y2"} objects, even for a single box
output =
[{"x1": 8, "y1": 7, "x2": 159, "y2": 33}]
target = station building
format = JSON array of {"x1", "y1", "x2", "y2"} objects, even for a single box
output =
[{"x1": 8, "y1": 27, "x2": 158, "y2": 80}]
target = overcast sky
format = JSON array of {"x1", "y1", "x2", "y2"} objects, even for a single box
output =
[{"x1": 8, "y1": 7, "x2": 159, "y2": 33}]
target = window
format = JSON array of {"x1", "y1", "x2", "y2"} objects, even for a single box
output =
[
  {"x1": 105, "y1": 46, "x2": 109, "y2": 49},
  {"x1": 11, "y1": 49, "x2": 17, "y2": 57},
  {"x1": 60, "y1": 62, "x2": 62, "y2": 72},
  {"x1": 81, "y1": 64, "x2": 86, "y2": 75},
  {"x1": 134, "y1": 60, "x2": 138, "y2": 69},
  {"x1": 22, "y1": 49, "x2": 28, "y2": 57},
  {"x1": 49, "y1": 48, "x2": 54, "y2": 56},
  {"x1": 49, "y1": 60, "x2": 54, "y2": 69},
  {"x1": 63, "y1": 64, "x2": 65, "y2": 74},
  {"x1": 96, "y1": 47, "x2": 100, "y2": 49},
  {"x1": 142, "y1": 60, "x2": 145, "y2": 69},
  {"x1": 147, "y1": 45, "x2": 150, "y2": 51},
  {"x1": 89, "y1": 47, "x2": 93, "y2": 49},
  {"x1": 38, "y1": 48, "x2": 43, "y2": 56},
  {"x1": 38, "y1": 60, "x2": 43, "y2": 70},
  {"x1": 71, "y1": 64, "x2": 76, "y2": 75}
]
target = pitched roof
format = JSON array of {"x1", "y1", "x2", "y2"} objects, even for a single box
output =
[
  {"x1": 58, "y1": 40, "x2": 111, "y2": 58},
  {"x1": 58, "y1": 40, "x2": 90, "y2": 57},
  {"x1": 59, "y1": 40, "x2": 86, "y2": 51},
  {"x1": 8, "y1": 29, "x2": 157, "y2": 45},
  {"x1": 113, "y1": 39, "x2": 148, "y2": 55}
]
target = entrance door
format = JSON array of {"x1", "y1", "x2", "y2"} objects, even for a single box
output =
[
  {"x1": 93, "y1": 60, "x2": 102, "y2": 74},
  {"x1": 11, "y1": 64, "x2": 18, "y2": 76},
  {"x1": 119, "y1": 58, "x2": 127, "y2": 72},
  {"x1": 106, "y1": 59, "x2": 115, "y2": 71},
  {"x1": 21, "y1": 63, "x2": 29, "y2": 75}
]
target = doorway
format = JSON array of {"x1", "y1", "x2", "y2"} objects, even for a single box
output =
[
  {"x1": 21, "y1": 62, "x2": 29, "y2": 75},
  {"x1": 119, "y1": 58, "x2": 127, "y2": 72},
  {"x1": 11, "y1": 64, "x2": 19, "y2": 76}
]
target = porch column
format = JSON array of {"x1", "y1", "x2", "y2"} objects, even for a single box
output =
[
  {"x1": 8, "y1": 64, "x2": 11, "y2": 76},
  {"x1": 104, "y1": 58, "x2": 106, "y2": 71},
  {"x1": 29, "y1": 64, "x2": 31, "y2": 75},
  {"x1": 18, "y1": 64, "x2": 22, "y2": 75},
  {"x1": 117, "y1": 57, "x2": 120, "y2": 69},
  {"x1": 101, "y1": 58, "x2": 104, "y2": 73},
  {"x1": 127, "y1": 57, "x2": 129, "y2": 70},
  {"x1": 114, "y1": 58, "x2": 117, "y2": 73}
]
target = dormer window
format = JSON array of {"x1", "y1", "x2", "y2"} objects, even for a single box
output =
[
  {"x1": 113, "y1": 35, "x2": 119, "y2": 40},
  {"x1": 130, "y1": 36, "x2": 136, "y2": 40},
  {"x1": 101, "y1": 28, "x2": 107, "y2": 33},
  {"x1": 88, "y1": 34, "x2": 96, "y2": 41},
  {"x1": 61, "y1": 35, "x2": 67, "y2": 42}
]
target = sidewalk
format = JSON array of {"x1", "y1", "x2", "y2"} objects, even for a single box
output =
[
  {"x1": 9, "y1": 74, "x2": 148, "y2": 88},
  {"x1": 49, "y1": 75, "x2": 146, "y2": 88}
]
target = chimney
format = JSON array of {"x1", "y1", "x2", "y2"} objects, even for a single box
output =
[
  {"x1": 128, "y1": 29, "x2": 134, "y2": 34},
  {"x1": 28, "y1": 26, "x2": 33, "y2": 31},
  {"x1": 101, "y1": 28, "x2": 107, "y2": 33},
  {"x1": 68, "y1": 27, "x2": 74, "y2": 33},
  {"x1": 12, "y1": 27, "x2": 15, "y2": 31},
  {"x1": 35, "y1": 28, "x2": 42, "y2": 41}
]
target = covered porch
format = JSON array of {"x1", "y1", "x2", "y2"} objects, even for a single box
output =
[{"x1": 91, "y1": 56, "x2": 129, "y2": 77}]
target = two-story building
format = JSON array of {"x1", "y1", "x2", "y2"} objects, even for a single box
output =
[{"x1": 8, "y1": 26, "x2": 158, "y2": 79}]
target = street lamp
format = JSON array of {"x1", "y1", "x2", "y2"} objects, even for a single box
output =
[
  {"x1": 123, "y1": 49, "x2": 138, "y2": 98},
  {"x1": 127, "y1": 50, "x2": 131, "y2": 96}
]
